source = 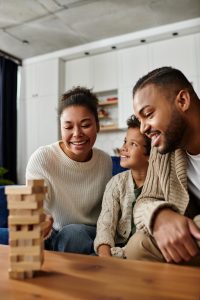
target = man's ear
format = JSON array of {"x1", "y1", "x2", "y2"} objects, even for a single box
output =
[{"x1": 175, "y1": 89, "x2": 190, "y2": 112}]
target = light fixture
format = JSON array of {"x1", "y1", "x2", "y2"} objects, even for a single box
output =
[{"x1": 22, "y1": 40, "x2": 29, "y2": 45}]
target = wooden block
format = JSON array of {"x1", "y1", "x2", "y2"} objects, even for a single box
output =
[
  {"x1": 27, "y1": 179, "x2": 44, "y2": 187},
  {"x1": 5, "y1": 185, "x2": 34, "y2": 195},
  {"x1": 9, "y1": 240, "x2": 18, "y2": 247},
  {"x1": 8, "y1": 200, "x2": 39, "y2": 210},
  {"x1": 9, "y1": 215, "x2": 42, "y2": 225},
  {"x1": 10, "y1": 230, "x2": 41, "y2": 240},
  {"x1": 10, "y1": 261, "x2": 42, "y2": 271},
  {"x1": 10, "y1": 245, "x2": 41, "y2": 256},
  {"x1": 7, "y1": 195, "x2": 22, "y2": 201},
  {"x1": 5, "y1": 185, "x2": 47, "y2": 195},
  {"x1": 8, "y1": 193, "x2": 45, "y2": 202},
  {"x1": 9, "y1": 254, "x2": 18, "y2": 263},
  {"x1": 9, "y1": 269, "x2": 34, "y2": 280},
  {"x1": 9, "y1": 270, "x2": 26, "y2": 280},
  {"x1": 23, "y1": 193, "x2": 45, "y2": 201},
  {"x1": 25, "y1": 271, "x2": 34, "y2": 279}
]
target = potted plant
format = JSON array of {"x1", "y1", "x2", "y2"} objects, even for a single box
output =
[{"x1": 0, "y1": 167, "x2": 14, "y2": 186}]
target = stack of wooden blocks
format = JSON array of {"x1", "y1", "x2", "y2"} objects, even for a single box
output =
[{"x1": 5, "y1": 179, "x2": 47, "y2": 279}]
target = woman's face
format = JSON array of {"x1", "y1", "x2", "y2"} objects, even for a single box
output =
[{"x1": 60, "y1": 105, "x2": 98, "y2": 162}]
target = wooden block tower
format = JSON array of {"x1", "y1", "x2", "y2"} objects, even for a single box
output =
[{"x1": 5, "y1": 179, "x2": 47, "y2": 279}]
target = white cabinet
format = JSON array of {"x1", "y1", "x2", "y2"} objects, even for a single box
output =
[
  {"x1": 118, "y1": 44, "x2": 150, "y2": 89},
  {"x1": 65, "y1": 56, "x2": 93, "y2": 90},
  {"x1": 65, "y1": 51, "x2": 118, "y2": 93},
  {"x1": 149, "y1": 35, "x2": 196, "y2": 80},
  {"x1": 92, "y1": 52, "x2": 118, "y2": 92},
  {"x1": 21, "y1": 59, "x2": 59, "y2": 100},
  {"x1": 18, "y1": 59, "x2": 65, "y2": 184},
  {"x1": 26, "y1": 95, "x2": 58, "y2": 159},
  {"x1": 117, "y1": 44, "x2": 150, "y2": 128},
  {"x1": 118, "y1": 87, "x2": 134, "y2": 129},
  {"x1": 194, "y1": 32, "x2": 200, "y2": 77}
]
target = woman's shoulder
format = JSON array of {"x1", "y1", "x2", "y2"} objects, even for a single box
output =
[{"x1": 28, "y1": 142, "x2": 60, "y2": 162}]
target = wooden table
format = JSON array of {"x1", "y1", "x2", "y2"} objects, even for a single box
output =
[{"x1": 1, "y1": 245, "x2": 200, "y2": 300}]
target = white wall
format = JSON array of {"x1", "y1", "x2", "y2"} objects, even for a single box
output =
[{"x1": 95, "y1": 130, "x2": 126, "y2": 156}]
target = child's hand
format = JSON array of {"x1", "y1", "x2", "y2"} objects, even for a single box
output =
[{"x1": 98, "y1": 244, "x2": 112, "y2": 257}]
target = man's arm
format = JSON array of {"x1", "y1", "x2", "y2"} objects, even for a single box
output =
[
  {"x1": 153, "y1": 209, "x2": 200, "y2": 263},
  {"x1": 133, "y1": 148, "x2": 178, "y2": 233}
]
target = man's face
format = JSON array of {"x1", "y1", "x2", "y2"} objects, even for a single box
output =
[{"x1": 133, "y1": 84, "x2": 186, "y2": 154}]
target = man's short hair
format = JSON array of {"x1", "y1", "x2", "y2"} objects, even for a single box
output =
[{"x1": 132, "y1": 66, "x2": 195, "y2": 98}]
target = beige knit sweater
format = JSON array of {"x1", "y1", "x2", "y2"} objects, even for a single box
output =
[
  {"x1": 94, "y1": 170, "x2": 137, "y2": 256},
  {"x1": 134, "y1": 147, "x2": 190, "y2": 235},
  {"x1": 26, "y1": 142, "x2": 112, "y2": 230}
]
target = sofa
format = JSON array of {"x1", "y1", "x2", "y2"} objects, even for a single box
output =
[
  {"x1": 0, "y1": 156, "x2": 126, "y2": 245},
  {"x1": 0, "y1": 186, "x2": 9, "y2": 244}
]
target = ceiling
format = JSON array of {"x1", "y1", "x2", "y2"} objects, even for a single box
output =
[{"x1": 0, "y1": 0, "x2": 200, "y2": 60}]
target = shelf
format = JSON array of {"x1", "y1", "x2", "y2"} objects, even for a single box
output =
[
  {"x1": 99, "y1": 100, "x2": 118, "y2": 106},
  {"x1": 98, "y1": 115, "x2": 110, "y2": 119},
  {"x1": 100, "y1": 124, "x2": 119, "y2": 132}
]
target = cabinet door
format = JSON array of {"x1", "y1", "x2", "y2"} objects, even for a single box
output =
[
  {"x1": 118, "y1": 87, "x2": 134, "y2": 129},
  {"x1": 194, "y1": 32, "x2": 200, "y2": 77},
  {"x1": 37, "y1": 96, "x2": 58, "y2": 147},
  {"x1": 26, "y1": 97, "x2": 39, "y2": 159},
  {"x1": 26, "y1": 95, "x2": 58, "y2": 161},
  {"x1": 149, "y1": 35, "x2": 196, "y2": 79},
  {"x1": 65, "y1": 57, "x2": 93, "y2": 90},
  {"x1": 22, "y1": 59, "x2": 59, "y2": 99},
  {"x1": 118, "y1": 44, "x2": 149, "y2": 89},
  {"x1": 22, "y1": 64, "x2": 38, "y2": 100},
  {"x1": 92, "y1": 52, "x2": 118, "y2": 93},
  {"x1": 37, "y1": 59, "x2": 59, "y2": 97}
]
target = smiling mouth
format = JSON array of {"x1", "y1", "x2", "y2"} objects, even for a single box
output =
[
  {"x1": 120, "y1": 155, "x2": 129, "y2": 159},
  {"x1": 70, "y1": 141, "x2": 88, "y2": 145},
  {"x1": 149, "y1": 132, "x2": 161, "y2": 147}
]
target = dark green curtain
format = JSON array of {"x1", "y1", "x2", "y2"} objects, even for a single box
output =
[{"x1": 0, "y1": 57, "x2": 18, "y2": 183}]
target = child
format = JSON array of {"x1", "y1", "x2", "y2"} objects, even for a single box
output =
[{"x1": 94, "y1": 115, "x2": 151, "y2": 258}]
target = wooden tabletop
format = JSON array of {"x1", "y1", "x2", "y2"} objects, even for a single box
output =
[{"x1": 0, "y1": 245, "x2": 200, "y2": 300}]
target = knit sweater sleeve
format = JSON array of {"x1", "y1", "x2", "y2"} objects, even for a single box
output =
[
  {"x1": 94, "y1": 174, "x2": 121, "y2": 253},
  {"x1": 133, "y1": 148, "x2": 179, "y2": 235},
  {"x1": 26, "y1": 146, "x2": 53, "y2": 214}
]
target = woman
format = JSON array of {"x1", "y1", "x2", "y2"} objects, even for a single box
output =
[
  {"x1": 26, "y1": 87, "x2": 112, "y2": 254},
  {"x1": 94, "y1": 115, "x2": 151, "y2": 258}
]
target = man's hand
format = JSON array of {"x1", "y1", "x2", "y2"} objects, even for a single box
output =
[
  {"x1": 153, "y1": 209, "x2": 200, "y2": 263},
  {"x1": 42, "y1": 214, "x2": 53, "y2": 239},
  {"x1": 97, "y1": 244, "x2": 112, "y2": 257}
]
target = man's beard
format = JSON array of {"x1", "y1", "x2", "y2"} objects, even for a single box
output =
[{"x1": 158, "y1": 109, "x2": 186, "y2": 154}]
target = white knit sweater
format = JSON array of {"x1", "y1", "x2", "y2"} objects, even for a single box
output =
[{"x1": 26, "y1": 141, "x2": 112, "y2": 230}]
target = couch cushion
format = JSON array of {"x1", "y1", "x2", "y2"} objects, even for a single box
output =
[
  {"x1": 0, "y1": 186, "x2": 8, "y2": 228},
  {"x1": 111, "y1": 156, "x2": 127, "y2": 176},
  {"x1": 0, "y1": 228, "x2": 9, "y2": 245}
]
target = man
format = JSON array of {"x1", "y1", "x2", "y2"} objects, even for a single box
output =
[{"x1": 125, "y1": 66, "x2": 200, "y2": 265}]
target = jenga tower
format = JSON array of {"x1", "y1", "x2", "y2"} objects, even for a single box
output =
[{"x1": 5, "y1": 179, "x2": 47, "y2": 279}]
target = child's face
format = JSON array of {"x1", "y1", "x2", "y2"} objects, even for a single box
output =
[{"x1": 120, "y1": 127, "x2": 149, "y2": 170}]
